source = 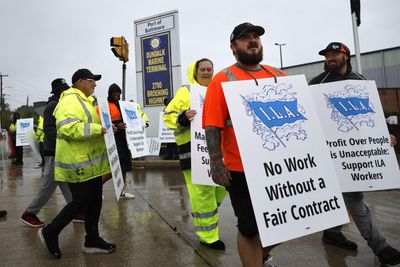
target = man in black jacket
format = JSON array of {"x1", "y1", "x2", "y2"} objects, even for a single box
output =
[
  {"x1": 20, "y1": 78, "x2": 80, "y2": 227},
  {"x1": 310, "y1": 42, "x2": 400, "y2": 266}
]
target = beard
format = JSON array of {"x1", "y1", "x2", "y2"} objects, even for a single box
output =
[
  {"x1": 236, "y1": 45, "x2": 263, "y2": 65},
  {"x1": 325, "y1": 54, "x2": 347, "y2": 72}
]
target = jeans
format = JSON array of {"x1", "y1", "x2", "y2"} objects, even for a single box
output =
[
  {"x1": 26, "y1": 156, "x2": 72, "y2": 214},
  {"x1": 326, "y1": 192, "x2": 388, "y2": 254}
]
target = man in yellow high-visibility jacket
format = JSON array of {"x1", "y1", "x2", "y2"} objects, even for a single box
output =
[{"x1": 38, "y1": 68, "x2": 115, "y2": 259}]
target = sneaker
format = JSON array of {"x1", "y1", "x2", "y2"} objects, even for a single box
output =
[
  {"x1": 378, "y1": 246, "x2": 400, "y2": 266},
  {"x1": 120, "y1": 192, "x2": 135, "y2": 199},
  {"x1": 322, "y1": 231, "x2": 358, "y2": 251},
  {"x1": 73, "y1": 213, "x2": 85, "y2": 223},
  {"x1": 38, "y1": 227, "x2": 61, "y2": 259},
  {"x1": 200, "y1": 240, "x2": 225, "y2": 250},
  {"x1": 82, "y1": 237, "x2": 116, "y2": 254},
  {"x1": 20, "y1": 211, "x2": 45, "y2": 228},
  {"x1": 264, "y1": 255, "x2": 278, "y2": 267}
]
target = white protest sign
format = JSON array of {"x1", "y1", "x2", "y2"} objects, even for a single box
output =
[
  {"x1": 147, "y1": 137, "x2": 161, "y2": 156},
  {"x1": 97, "y1": 98, "x2": 124, "y2": 201},
  {"x1": 222, "y1": 75, "x2": 349, "y2": 247},
  {"x1": 26, "y1": 127, "x2": 41, "y2": 160},
  {"x1": 16, "y1": 118, "x2": 34, "y2": 146},
  {"x1": 190, "y1": 84, "x2": 219, "y2": 186},
  {"x1": 119, "y1": 101, "x2": 150, "y2": 158},
  {"x1": 158, "y1": 112, "x2": 176, "y2": 143},
  {"x1": 310, "y1": 80, "x2": 400, "y2": 192}
]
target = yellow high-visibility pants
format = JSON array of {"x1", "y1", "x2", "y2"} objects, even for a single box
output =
[{"x1": 183, "y1": 169, "x2": 227, "y2": 243}]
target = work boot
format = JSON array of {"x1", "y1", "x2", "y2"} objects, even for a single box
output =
[
  {"x1": 378, "y1": 246, "x2": 400, "y2": 266},
  {"x1": 322, "y1": 231, "x2": 358, "y2": 250}
]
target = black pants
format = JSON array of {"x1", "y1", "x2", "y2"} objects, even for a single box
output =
[
  {"x1": 46, "y1": 176, "x2": 102, "y2": 240},
  {"x1": 15, "y1": 145, "x2": 23, "y2": 163}
]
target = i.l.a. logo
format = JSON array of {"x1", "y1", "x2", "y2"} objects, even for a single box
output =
[
  {"x1": 242, "y1": 83, "x2": 308, "y2": 151},
  {"x1": 325, "y1": 85, "x2": 375, "y2": 132}
]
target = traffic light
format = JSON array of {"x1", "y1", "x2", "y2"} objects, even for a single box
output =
[{"x1": 110, "y1": 36, "x2": 129, "y2": 62}]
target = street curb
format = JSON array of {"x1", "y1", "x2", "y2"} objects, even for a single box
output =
[{"x1": 132, "y1": 159, "x2": 180, "y2": 168}]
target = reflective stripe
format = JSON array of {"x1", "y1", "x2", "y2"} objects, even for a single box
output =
[
  {"x1": 225, "y1": 120, "x2": 232, "y2": 127},
  {"x1": 84, "y1": 123, "x2": 90, "y2": 140},
  {"x1": 194, "y1": 222, "x2": 218, "y2": 232},
  {"x1": 55, "y1": 153, "x2": 108, "y2": 170},
  {"x1": 57, "y1": 118, "x2": 80, "y2": 130},
  {"x1": 192, "y1": 208, "x2": 218, "y2": 219},
  {"x1": 179, "y1": 152, "x2": 191, "y2": 159},
  {"x1": 222, "y1": 68, "x2": 237, "y2": 81},
  {"x1": 271, "y1": 67, "x2": 283, "y2": 77},
  {"x1": 76, "y1": 95, "x2": 92, "y2": 123},
  {"x1": 174, "y1": 126, "x2": 190, "y2": 137}
]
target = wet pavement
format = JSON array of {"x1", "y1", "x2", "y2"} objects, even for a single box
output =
[{"x1": 1, "y1": 142, "x2": 400, "y2": 267}]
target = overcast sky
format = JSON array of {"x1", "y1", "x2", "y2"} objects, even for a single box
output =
[{"x1": 1, "y1": 0, "x2": 399, "y2": 110}]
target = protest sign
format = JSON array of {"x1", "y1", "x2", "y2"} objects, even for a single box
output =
[
  {"x1": 190, "y1": 84, "x2": 219, "y2": 186},
  {"x1": 158, "y1": 112, "x2": 175, "y2": 143},
  {"x1": 310, "y1": 80, "x2": 400, "y2": 192},
  {"x1": 119, "y1": 101, "x2": 149, "y2": 158},
  {"x1": 16, "y1": 118, "x2": 33, "y2": 146},
  {"x1": 147, "y1": 137, "x2": 161, "y2": 156},
  {"x1": 97, "y1": 98, "x2": 124, "y2": 201},
  {"x1": 222, "y1": 75, "x2": 349, "y2": 247}
]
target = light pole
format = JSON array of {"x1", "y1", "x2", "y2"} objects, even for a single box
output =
[{"x1": 274, "y1": 43, "x2": 286, "y2": 69}]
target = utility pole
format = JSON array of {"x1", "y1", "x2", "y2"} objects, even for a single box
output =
[
  {"x1": 274, "y1": 43, "x2": 286, "y2": 69},
  {"x1": 0, "y1": 73, "x2": 9, "y2": 129}
]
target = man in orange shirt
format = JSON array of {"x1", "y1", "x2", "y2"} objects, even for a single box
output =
[{"x1": 202, "y1": 22, "x2": 285, "y2": 267}]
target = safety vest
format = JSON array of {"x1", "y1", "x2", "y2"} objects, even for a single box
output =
[
  {"x1": 108, "y1": 102, "x2": 122, "y2": 121},
  {"x1": 222, "y1": 64, "x2": 284, "y2": 127},
  {"x1": 53, "y1": 87, "x2": 110, "y2": 183}
]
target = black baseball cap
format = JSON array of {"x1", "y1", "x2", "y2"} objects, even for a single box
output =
[
  {"x1": 71, "y1": 68, "x2": 101, "y2": 85},
  {"x1": 230, "y1": 22, "x2": 265, "y2": 43},
  {"x1": 319, "y1": 42, "x2": 350, "y2": 56},
  {"x1": 51, "y1": 78, "x2": 70, "y2": 94}
]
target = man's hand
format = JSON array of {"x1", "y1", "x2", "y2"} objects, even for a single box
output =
[
  {"x1": 185, "y1": 109, "x2": 197, "y2": 121},
  {"x1": 390, "y1": 134, "x2": 397, "y2": 146},
  {"x1": 101, "y1": 127, "x2": 107, "y2": 135},
  {"x1": 210, "y1": 159, "x2": 231, "y2": 186},
  {"x1": 117, "y1": 122, "x2": 127, "y2": 130},
  {"x1": 205, "y1": 126, "x2": 231, "y2": 186}
]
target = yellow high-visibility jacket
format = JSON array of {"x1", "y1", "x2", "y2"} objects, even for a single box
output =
[
  {"x1": 53, "y1": 87, "x2": 110, "y2": 183},
  {"x1": 35, "y1": 116, "x2": 44, "y2": 143},
  {"x1": 137, "y1": 103, "x2": 150, "y2": 128},
  {"x1": 9, "y1": 123, "x2": 16, "y2": 133}
]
